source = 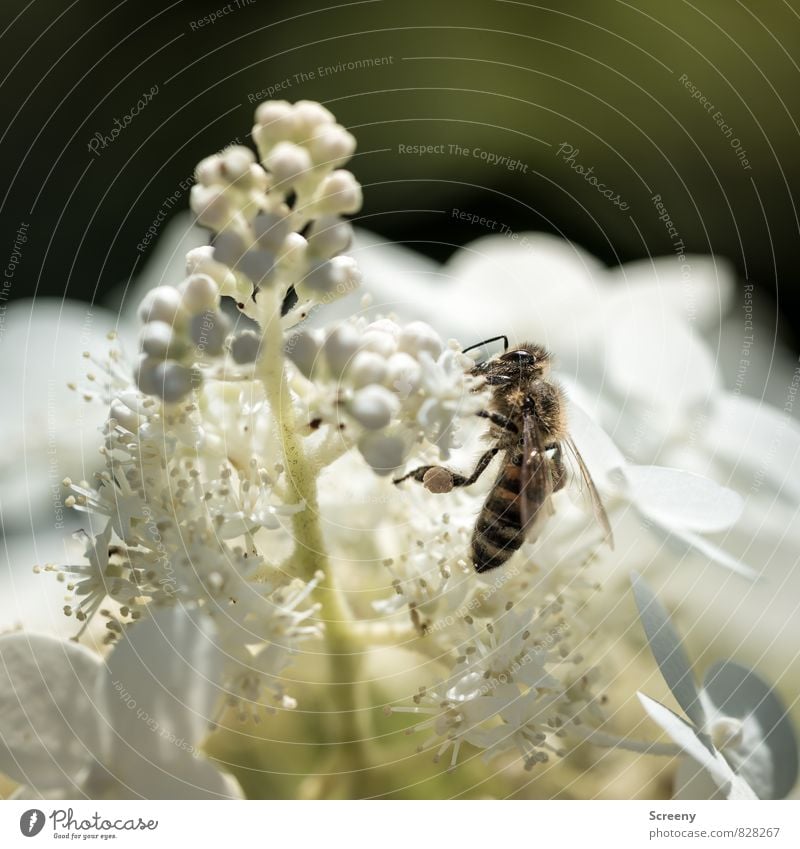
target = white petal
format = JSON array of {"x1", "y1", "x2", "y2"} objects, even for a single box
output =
[
  {"x1": 641, "y1": 514, "x2": 759, "y2": 579},
  {"x1": 605, "y1": 300, "x2": 719, "y2": 409},
  {"x1": 624, "y1": 465, "x2": 743, "y2": 532},
  {"x1": 637, "y1": 692, "x2": 757, "y2": 799},
  {"x1": 631, "y1": 572, "x2": 705, "y2": 728},
  {"x1": 605, "y1": 255, "x2": 735, "y2": 330},
  {"x1": 566, "y1": 397, "x2": 627, "y2": 485},
  {"x1": 673, "y1": 756, "x2": 757, "y2": 801},
  {"x1": 706, "y1": 392, "x2": 800, "y2": 504},
  {"x1": 0, "y1": 633, "x2": 102, "y2": 792},
  {"x1": 99, "y1": 607, "x2": 228, "y2": 790},
  {"x1": 83, "y1": 749, "x2": 243, "y2": 800},
  {"x1": 443, "y1": 232, "x2": 603, "y2": 355},
  {"x1": 702, "y1": 660, "x2": 798, "y2": 799}
]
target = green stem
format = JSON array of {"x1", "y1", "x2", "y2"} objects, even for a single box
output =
[
  {"x1": 255, "y1": 287, "x2": 370, "y2": 797},
  {"x1": 315, "y1": 565, "x2": 372, "y2": 796},
  {"x1": 256, "y1": 293, "x2": 325, "y2": 582}
]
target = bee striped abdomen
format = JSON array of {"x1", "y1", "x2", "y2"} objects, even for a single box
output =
[{"x1": 471, "y1": 454, "x2": 526, "y2": 573}]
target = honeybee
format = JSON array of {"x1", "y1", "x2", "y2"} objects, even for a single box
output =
[{"x1": 394, "y1": 336, "x2": 614, "y2": 572}]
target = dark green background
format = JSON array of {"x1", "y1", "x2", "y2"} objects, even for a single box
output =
[{"x1": 2, "y1": 0, "x2": 799, "y2": 344}]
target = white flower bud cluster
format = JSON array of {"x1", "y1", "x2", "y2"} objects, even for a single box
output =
[
  {"x1": 189, "y1": 100, "x2": 362, "y2": 320},
  {"x1": 285, "y1": 317, "x2": 486, "y2": 474},
  {"x1": 134, "y1": 274, "x2": 232, "y2": 403}
]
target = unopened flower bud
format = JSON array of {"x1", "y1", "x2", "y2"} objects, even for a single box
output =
[
  {"x1": 189, "y1": 310, "x2": 230, "y2": 357},
  {"x1": 385, "y1": 352, "x2": 422, "y2": 394},
  {"x1": 185, "y1": 246, "x2": 238, "y2": 292},
  {"x1": 239, "y1": 248, "x2": 277, "y2": 287},
  {"x1": 316, "y1": 170, "x2": 362, "y2": 215},
  {"x1": 322, "y1": 324, "x2": 361, "y2": 377},
  {"x1": 358, "y1": 432, "x2": 407, "y2": 475},
  {"x1": 152, "y1": 360, "x2": 196, "y2": 403},
  {"x1": 265, "y1": 141, "x2": 313, "y2": 188},
  {"x1": 348, "y1": 385, "x2": 399, "y2": 429},
  {"x1": 190, "y1": 184, "x2": 235, "y2": 230},
  {"x1": 134, "y1": 354, "x2": 161, "y2": 396},
  {"x1": 349, "y1": 350, "x2": 388, "y2": 387},
  {"x1": 285, "y1": 329, "x2": 323, "y2": 377},
  {"x1": 178, "y1": 274, "x2": 220, "y2": 314},
  {"x1": 218, "y1": 145, "x2": 256, "y2": 184},
  {"x1": 230, "y1": 329, "x2": 262, "y2": 364},
  {"x1": 307, "y1": 124, "x2": 356, "y2": 168},
  {"x1": 253, "y1": 101, "x2": 296, "y2": 149},
  {"x1": 140, "y1": 321, "x2": 184, "y2": 359},
  {"x1": 299, "y1": 260, "x2": 341, "y2": 297},
  {"x1": 138, "y1": 286, "x2": 185, "y2": 327},
  {"x1": 195, "y1": 154, "x2": 222, "y2": 186},
  {"x1": 292, "y1": 100, "x2": 335, "y2": 137},
  {"x1": 398, "y1": 321, "x2": 443, "y2": 359},
  {"x1": 253, "y1": 212, "x2": 291, "y2": 250},
  {"x1": 306, "y1": 216, "x2": 353, "y2": 259},
  {"x1": 360, "y1": 329, "x2": 397, "y2": 358}
]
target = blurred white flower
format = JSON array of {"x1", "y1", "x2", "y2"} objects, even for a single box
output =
[
  {"x1": 0, "y1": 606, "x2": 242, "y2": 799},
  {"x1": 630, "y1": 572, "x2": 797, "y2": 800}
]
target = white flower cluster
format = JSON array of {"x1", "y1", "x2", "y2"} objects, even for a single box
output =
[
  {"x1": 189, "y1": 100, "x2": 361, "y2": 322},
  {"x1": 286, "y1": 317, "x2": 485, "y2": 473},
  {"x1": 57, "y1": 388, "x2": 316, "y2": 715},
  {"x1": 392, "y1": 591, "x2": 605, "y2": 771},
  {"x1": 134, "y1": 273, "x2": 229, "y2": 402}
]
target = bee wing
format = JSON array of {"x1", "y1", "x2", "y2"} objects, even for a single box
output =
[
  {"x1": 564, "y1": 434, "x2": 615, "y2": 549},
  {"x1": 520, "y1": 411, "x2": 555, "y2": 536}
]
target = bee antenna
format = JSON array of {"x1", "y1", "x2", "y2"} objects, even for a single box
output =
[{"x1": 462, "y1": 335, "x2": 509, "y2": 355}]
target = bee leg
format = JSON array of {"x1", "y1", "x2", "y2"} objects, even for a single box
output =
[
  {"x1": 393, "y1": 447, "x2": 499, "y2": 489},
  {"x1": 476, "y1": 410, "x2": 518, "y2": 433}
]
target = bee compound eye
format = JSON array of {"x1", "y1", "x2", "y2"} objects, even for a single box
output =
[{"x1": 503, "y1": 349, "x2": 534, "y2": 362}]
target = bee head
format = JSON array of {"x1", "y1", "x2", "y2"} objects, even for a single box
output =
[{"x1": 499, "y1": 344, "x2": 550, "y2": 374}]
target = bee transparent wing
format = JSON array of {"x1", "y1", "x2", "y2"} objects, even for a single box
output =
[
  {"x1": 564, "y1": 434, "x2": 615, "y2": 549},
  {"x1": 520, "y1": 411, "x2": 555, "y2": 536}
]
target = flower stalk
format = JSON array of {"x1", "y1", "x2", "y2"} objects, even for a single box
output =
[{"x1": 255, "y1": 285, "x2": 371, "y2": 793}]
